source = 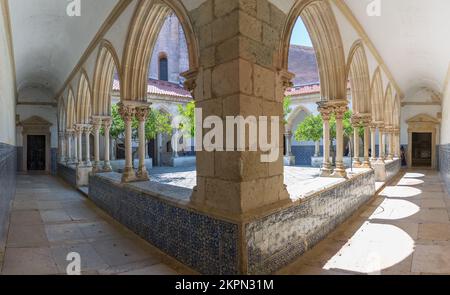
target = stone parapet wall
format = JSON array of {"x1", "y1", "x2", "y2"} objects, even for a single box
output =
[
  {"x1": 88, "y1": 169, "x2": 376, "y2": 274},
  {"x1": 245, "y1": 169, "x2": 375, "y2": 274},
  {"x1": 385, "y1": 159, "x2": 401, "y2": 182},
  {"x1": 57, "y1": 163, "x2": 77, "y2": 188},
  {"x1": 0, "y1": 143, "x2": 16, "y2": 261}
]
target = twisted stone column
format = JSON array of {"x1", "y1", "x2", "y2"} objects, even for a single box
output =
[
  {"x1": 332, "y1": 103, "x2": 348, "y2": 178},
  {"x1": 103, "y1": 118, "x2": 113, "y2": 172},
  {"x1": 118, "y1": 102, "x2": 136, "y2": 183},
  {"x1": 351, "y1": 115, "x2": 361, "y2": 167},
  {"x1": 75, "y1": 125, "x2": 83, "y2": 166},
  {"x1": 91, "y1": 117, "x2": 102, "y2": 172},
  {"x1": 318, "y1": 102, "x2": 333, "y2": 177},
  {"x1": 135, "y1": 105, "x2": 150, "y2": 181}
]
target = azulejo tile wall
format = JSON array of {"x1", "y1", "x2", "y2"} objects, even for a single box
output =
[
  {"x1": 57, "y1": 163, "x2": 77, "y2": 188},
  {"x1": 88, "y1": 169, "x2": 377, "y2": 274},
  {"x1": 89, "y1": 173, "x2": 239, "y2": 275},
  {"x1": 0, "y1": 143, "x2": 16, "y2": 257},
  {"x1": 440, "y1": 144, "x2": 450, "y2": 193},
  {"x1": 245, "y1": 170, "x2": 376, "y2": 274}
]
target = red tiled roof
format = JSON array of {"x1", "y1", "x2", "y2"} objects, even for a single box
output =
[
  {"x1": 285, "y1": 83, "x2": 321, "y2": 96},
  {"x1": 112, "y1": 79, "x2": 192, "y2": 99}
]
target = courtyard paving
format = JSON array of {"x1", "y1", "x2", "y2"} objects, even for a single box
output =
[{"x1": 278, "y1": 169, "x2": 450, "y2": 275}]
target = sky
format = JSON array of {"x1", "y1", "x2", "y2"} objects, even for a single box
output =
[{"x1": 290, "y1": 18, "x2": 313, "y2": 47}]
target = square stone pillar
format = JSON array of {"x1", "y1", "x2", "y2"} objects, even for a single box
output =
[{"x1": 188, "y1": 0, "x2": 292, "y2": 216}]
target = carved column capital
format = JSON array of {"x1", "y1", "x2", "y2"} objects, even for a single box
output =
[
  {"x1": 74, "y1": 124, "x2": 84, "y2": 135},
  {"x1": 135, "y1": 106, "x2": 150, "y2": 122},
  {"x1": 103, "y1": 117, "x2": 112, "y2": 130},
  {"x1": 91, "y1": 117, "x2": 103, "y2": 131},
  {"x1": 317, "y1": 102, "x2": 333, "y2": 121},
  {"x1": 359, "y1": 114, "x2": 372, "y2": 127},
  {"x1": 82, "y1": 125, "x2": 92, "y2": 135},
  {"x1": 181, "y1": 69, "x2": 198, "y2": 95},
  {"x1": 277, "y1": 69, "x2": 295, "y2": 93},
  {"x1": 118, "y1": 102, "x2": 136, "y2": 122}
]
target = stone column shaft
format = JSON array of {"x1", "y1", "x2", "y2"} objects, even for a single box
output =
[
  {"x1": 91, "y1": 118, "x2": 102, "y2": 172},
  {"x1": 136, "y1": 105, "x2": 150, "y2": 181},
  {"x1": 379, "y1": 128, "x2": 385, "y2": 162},
  {"x1": 84, "y1": 126, "x2": 92, "y2": 167},
  {"x1": 332, "y1": 103, "x2": 348, "y2": 178},
  {"x1": 75, "y1": 126, "x2": 83, "y2": 166},
  {"x1": 118, "y1": 103, "x2": 136, "y2": 183},
  {"x1": 103, "y1": 118, "x2": 112, "y2": 172},
  {"x1": 318, "y1": 104, "x2": 333, "y2": 177}
]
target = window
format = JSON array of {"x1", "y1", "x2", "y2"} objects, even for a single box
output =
[{"x1": 159, "y1": 56, "x2": 168, "y2": 81}]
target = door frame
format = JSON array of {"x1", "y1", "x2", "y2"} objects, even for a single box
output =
[
  {"x1": 20, "y1": 116, "x2": 52, "y2": 173},
  {"x1": 407, "y1": 114, "x2": 440, "y2": 169}
]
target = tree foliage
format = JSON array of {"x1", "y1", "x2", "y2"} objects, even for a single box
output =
[
  {"x1": 177, "y1": 101, "x2": 196, "y2": 138},
  {"x1": 108, "y1": 104, "x2": 172, "y2": 141},
  {"x1": 294, "y1": 110, "x2": 364, "y2": 143},
  {"x1": 294, "y1": 114, "x2": 323, "y2": 143}
]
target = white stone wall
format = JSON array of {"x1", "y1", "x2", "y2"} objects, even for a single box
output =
[
  {"x1": 401, "y1": 105, "x2": 441, "y2": 145},
  {"x1": 16, "y1": 105, "x2": 58, "y2": 148},
  {"x1": 441, "y1": 81, "x2": 450, "y2": 145},
  {"x1": 0, "y1": 4, "x2": 16, "y2": 145}
]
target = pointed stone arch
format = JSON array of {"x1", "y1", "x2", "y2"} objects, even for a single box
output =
[
  {"x1": 280, "y1": 0, "x2": 347, "y2": 101},
  {"x1": 393, "y1": 94, "x2": 401, "y2": 128},
  {"x1": 384, "y1": 84, "x2": 394, "y2": 127},
  {"x1": 66, "y1": 87, "x2": 76, "y2": 130},
  {"x1": 92, "y1": 39, "x2": 121, "y2": 116},
  {"x1": 58, "y1": 98, "x2": 66, "y2": 132},
  {"x1": 347, "y1": 40, "x2": 371, "y2": 114},
  {"x1": 370, "y1": 67, "x2": 384, "y2": 122},
  {"x1": 121, "y1": 0, "x2": 199, "y2": 101},
  {"x1": 76, "y1": 70, "x2": 93, "y2": 124},
  {"x1": 286, "y1": 105, "x2": 312, "y2": 132}
]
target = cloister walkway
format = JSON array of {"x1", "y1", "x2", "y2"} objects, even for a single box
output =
[
  {"x1": 279, "y1": 170, "x2": 450, "y2": 275},
  {"x1": 0, "y1": 175, "x2": 195, "y2": 275},
  {"x1": 2, "y1": 169, "x2": 450, "y2": 275}
]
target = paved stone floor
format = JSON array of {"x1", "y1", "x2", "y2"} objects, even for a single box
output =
[
  {"x1": 149, "y1": 165, "x2": 321, "y2": 189},
  {"x1": 0, "y1": 175, "x2": 196, "y2": 275},
  {"x1": 278, "y1": 169, "x2": 450, "y2": 275}
]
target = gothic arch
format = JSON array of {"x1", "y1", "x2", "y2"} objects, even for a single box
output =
[
  {"x1": 58, "y1": 98, "x2": 66, "y2": 132},
  {"x1": 280, "y1": 0, "x2": 347, "y2": 101},
  {"x1": 393, "y1": 94, "x2": 401, "y2": 128},
  {"x1": 66, "y1": 87, "x2": 76, "y2": 130},
  {"x1": 370, "y1": 67, "x2": 384, "y2": 122},
  {"x1": 92, "y1": 39, "x2": 121, "y2": 116},
  {"x1": 346, "y1": 40, "x2": 371, "y2": 114},
  {"x1": 75, "y1": 70, "x2": 92, "y2": 124},
  {"x1": 286, "y1": 105, "x2": 312, "y2": 132},
  {"x1": 384, "y1": 84, "x2": 394, "y2": 127},
  {"x1": 121, "y1": 0, "x2": 199, "y2": 101}
]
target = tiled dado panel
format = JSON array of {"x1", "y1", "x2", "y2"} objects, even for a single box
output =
[
  {"x1": 89, "y1": 174, "x2": 239, "y2": 275},
  {"x1": 88, "y1": 170, "x2": 377, "y2": 274},
  {"x1": 440, "y1": 145, "x2": 450, "y2": 193},
  {"x1": 0, "y1": 143, "x2": 16, "y2": 254},
  {"x1": 291, "y1": 145, "x2": 321, "y2": 166},
  {"x1": 57, "y1": 163, "x2": 77, "y2": 188},
  {"x1": 245, "y1": 170, "x2": 376, "y2": 274},
  {"x1": 385, "y1": 159, "x2": 401, "y2": 182}
]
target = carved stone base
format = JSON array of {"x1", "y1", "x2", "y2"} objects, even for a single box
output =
[
  {"x1": 320, "y1": 163, "x2": 333, "y2": 177},
  {"x1": 103, "y1": 162, "x2": 113, "y2": 172},
  {"x1": 331, "y1": 162, "x2": 347, "y2": 178},
  {"x1": 136, "y1": 167, "x2": 150, "y2": 181},
  {"x1": 121, "y1": 167, "x2": 136, "y2": 183}
]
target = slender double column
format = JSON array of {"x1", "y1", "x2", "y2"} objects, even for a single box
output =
[
  {"x1": 135, "y1": 105, "x2": 150, "y2": 181},
  {"x1": 83, "y1": 125, "x2": 92, "y2": 167},
  {"x1": 118, "y1": 102, "x2": 136, "y2": 183},
  {"x1": 370, "y1": 124, "x2": 377, "y2": 162},
  {"x1": 317, "y1": 102, "x2": 333, "y2": 177},
  {"x1": 393, "y1": 129, "x2": 400, "y2": 158},
  {"x1": 65, "y1": 130, "x2": 73, "y2": 164},
  {"x1": 91, "y1": 117, "x2": 102, "y2": 172},
  {"x1": 285, "y1": 132, "x2": 293, "y2": 157},
  {"x1": 351, "y1": 115, "x2": 361, "y2": 167},
  {"x1": 378, "y1": 125, "x2": 385, "y2": 162},
  {"x1": 360, "y1": 114, "x2": 372, "y2": 168},
  {"x1": 74, "y1": 125, "x2": 83, "y2": 166},
  {"x1": 58, "y1": 132, "x2": 66, "y2": 163},
  {"x1": 386, "y1": 127, "x2": 394, "y2": 160},
  {"x1": 103, "y1": 117, "x2": 113, "y2": 172},
  {"x1": 332, "y1": 102, "x2": 348, "y2": 178}
]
